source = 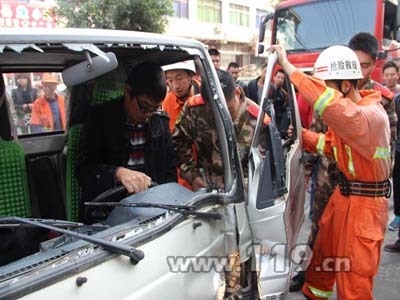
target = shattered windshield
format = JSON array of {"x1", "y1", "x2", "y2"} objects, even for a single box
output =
[{"x1": 275, "y1": 0, "x2": 375, "y2": 52}]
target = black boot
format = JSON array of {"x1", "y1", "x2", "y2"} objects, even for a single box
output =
[{"x1": 289, "y1": 271, "x2": 305, "y2": 292}]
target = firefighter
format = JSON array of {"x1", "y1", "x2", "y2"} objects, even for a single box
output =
[
  {"x1": 162, "y1": 60, "x2": 200, "y2": 133},
  {"x1": 290, "y1": 32, "x2": 398, "y2": 292},
  {"x1": 271, "y1": 44, "x2": 391, "y2": 299},
  {"x1": 162, "y1": 60, "x2": 200, "y2": 190},
  {"x1": 348, "y1": 32, "x2": 396, "y2": 162}
]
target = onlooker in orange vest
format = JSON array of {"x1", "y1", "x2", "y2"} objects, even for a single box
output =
[
  {"x1": 162, "y1": 60, "x2": 200, "y2": 190},
  {"x1": 273, "y1": 44, "x2": 391, "y2": 300},
  {"x1": 30, "y1": 73, "x2": 65, "y2": 133}
]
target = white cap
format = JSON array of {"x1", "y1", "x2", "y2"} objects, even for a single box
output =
[
  {"x1": 162, "y1": 60, "x2": 196, "y2": 73},
  {"x1": 314, "y1": 45, "x2": 363, "y2": 80}
]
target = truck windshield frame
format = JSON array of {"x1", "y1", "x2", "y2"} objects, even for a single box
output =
[{"x1": 274, "y1": 0, "x2": 376, "y2": 52}]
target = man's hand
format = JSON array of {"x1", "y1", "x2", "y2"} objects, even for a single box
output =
[
  {"x1": 115, "y1": 167, "x2": 151, "y2": 194},
  {"x1": 268, "y1": 45, "x2": 296, "y2": 76},
  {"x1": 192, "y1": 176, "x2": 207, "y2": 192}
]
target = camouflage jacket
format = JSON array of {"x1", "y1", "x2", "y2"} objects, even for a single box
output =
[
  {"x1": 234, "y1": 96, "x2": 259, "y2": 180},
  {"x1": 172, "y1": 94, "x2": 224, "y2": 188},
  {"x1": 172, "y1": 93, "x2": 258, "y2": 189}
]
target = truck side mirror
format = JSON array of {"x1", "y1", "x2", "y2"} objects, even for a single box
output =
[
  {"x1": 258, "y1": 13, "x2": 274, "y2": 55},
  {"x1": 259, "y1": 14, "x2": 274, "y2": 43},
  {"x1": 258, "y1": 44, "x2": 265, "y2": 55}
]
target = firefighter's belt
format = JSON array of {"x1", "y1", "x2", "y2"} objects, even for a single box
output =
[{"x1": 337, "y1": 173, "x2": 391, "y2": 198}]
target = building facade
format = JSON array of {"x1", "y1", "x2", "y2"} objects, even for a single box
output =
[
  {"x1": 165, "y1": 0, "x2": 273, "y2": 69},
  {"x1": 0, "y1": 0, "x2": 56, "y2": 28}
]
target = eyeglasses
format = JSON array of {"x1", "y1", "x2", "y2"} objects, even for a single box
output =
[{"x1": 136, "y1": 96, "x2": 161, "y2": 114}]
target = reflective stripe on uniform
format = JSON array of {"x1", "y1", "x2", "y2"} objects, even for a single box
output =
[
  {"x1": 309, "y1": 286, "x2": 333, "y2": 298},
  {"x1": 333, "y1": 146, "x2": 338, "y2": 161},
  {"x1": 316, "y1": 134, "x2": 325, "y2": 155},
  {"x1": 373, "y1": 147, "x2": 390, "y2": 160},
  {"x1": 313, "y1": 88, "x2": 335, "y2": 116},
  {"x1": 345, "y1": 145, "x2": 355, "y2": 176}
]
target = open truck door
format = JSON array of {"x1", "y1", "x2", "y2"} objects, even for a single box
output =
[{"x1": 246, "y1": 52, "x2": 306, "y2": 298}]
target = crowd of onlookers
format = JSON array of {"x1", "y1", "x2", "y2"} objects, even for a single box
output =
[
  {"x1": 210, "y1": 48, "x2": 291, "y2": 139},
  {"x1": 7, "y1": 72, "x2": 66, "y2": 134},
  {"x1": 382, "y1": 59, "x2": 400, "y2": 236}
]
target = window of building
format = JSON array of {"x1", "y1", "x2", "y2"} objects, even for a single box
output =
[
  {"x1": 173, "y1": 0, "x2": 189, "y2": 18},
  {"x1": 198, "y1": 0, "x2": 221, "y2": 23},
  {"x1": 256, "y1": 9, "x2": 268, "y2": 28},
  {"x1": 229, "y1": 3, "x2": 249, "y2": 27}
]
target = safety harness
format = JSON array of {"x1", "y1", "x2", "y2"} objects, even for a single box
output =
[{"x1": 337, "y1": 172, "x2": 391, "y2": 198}]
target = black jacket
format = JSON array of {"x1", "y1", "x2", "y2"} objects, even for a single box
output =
[
  {"x1": 247, "y1": 76, "x2": 261, "y2": 104},
  {"x1": 11, "y1": 87, "x2": 37, "y2": 114},
  {"x1": 78, "y1": 99, "x2": 177, "y2": 205},
  {"x1": 236, "y1": 80, "x2": 249, "y2": 98}
]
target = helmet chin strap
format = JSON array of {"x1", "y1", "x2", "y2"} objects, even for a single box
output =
[
  {"x1": 177, "y1": 86, "x2": 193, "y2": 105},
  {"x1": 338, "y1": 81, "x2": 351, "y2": 97},
  {"x1": 340, "y1": 87, "x2": 349, "y2": 97}
]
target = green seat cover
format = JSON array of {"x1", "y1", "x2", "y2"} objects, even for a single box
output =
[
  {"x1": 66, "y1": 76, "x2": 125, "y2": 221},
  {"x1": 90, "y1": 80, "x2": 124, "y2": 106},
  {"x1": 66, "y1": 124, "x2": 82, "y2": 221},
  {"x1": 0, "y1": 137, "x2": 31, "y2": 217}
]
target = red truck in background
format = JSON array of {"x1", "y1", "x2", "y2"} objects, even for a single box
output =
[{"x1": 259, "y1": 0, "x2": 400, "y2": 83}]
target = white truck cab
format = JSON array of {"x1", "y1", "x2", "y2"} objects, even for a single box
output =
[{"x1": 0, "y1": 28, "x2": 305, "y2": 300}]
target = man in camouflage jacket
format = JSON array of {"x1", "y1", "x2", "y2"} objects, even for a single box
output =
[{"x1": 173, "y1": 70, "x2": 264, "y2": 191}]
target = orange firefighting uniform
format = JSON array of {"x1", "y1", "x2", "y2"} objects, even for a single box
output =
[
  {"x1": 290, "y1": 71, "x2": 390, "y2": 300},
  {"x1": 163, "y1": 80, "x2": 200, "y2": 190},
  {"x1": 163, "y1": 79, "x2": 201, "y2": 132},
  {"x1": 30, "y1": 95, "x2": 66, "y2": 131}
]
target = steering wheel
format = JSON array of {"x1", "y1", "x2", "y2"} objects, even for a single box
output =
[
  {"x1": 92, "y1": 181, "x2": 159, "y2": 203},
  {"x1": 84, "y1": 181, "x2": 158, "y2": 223}
]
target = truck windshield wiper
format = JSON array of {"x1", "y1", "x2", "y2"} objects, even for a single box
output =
[
  {"x1": 0, "y1": 216, "x2": 144, "y2": 265},
  {"x1": 84, "y1": 202, "x2": 223, "y2": 220},
  {"x1": 0, "y1": 217, "x2": 84, "y2": 228}
]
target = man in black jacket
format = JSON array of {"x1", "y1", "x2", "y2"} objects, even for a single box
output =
[
  {"x1": 78, "y1": 62, "x2": 177, "y2": 222},
  {"x1": 247, "y1": 63, "x2": 267, "y2": 104},
  {"x1": 11, "y1": 73, "x2": 37, "y2": 134}
]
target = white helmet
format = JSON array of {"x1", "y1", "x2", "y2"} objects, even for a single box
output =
[
  {"x1": 162, "y1": 60, "x2": 196, "y2": 73},
  {"x1": 314, "y1": 45, "x2": 363, "y2": 80}
]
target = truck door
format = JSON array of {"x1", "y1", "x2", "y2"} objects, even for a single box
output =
[{"x1": 246, "y1": 52, "x2": 305, "y2": 297}]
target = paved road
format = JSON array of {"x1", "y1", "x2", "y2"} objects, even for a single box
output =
[{"x1": 289, "y1": 193, "x2": 400, "y2": 300}]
